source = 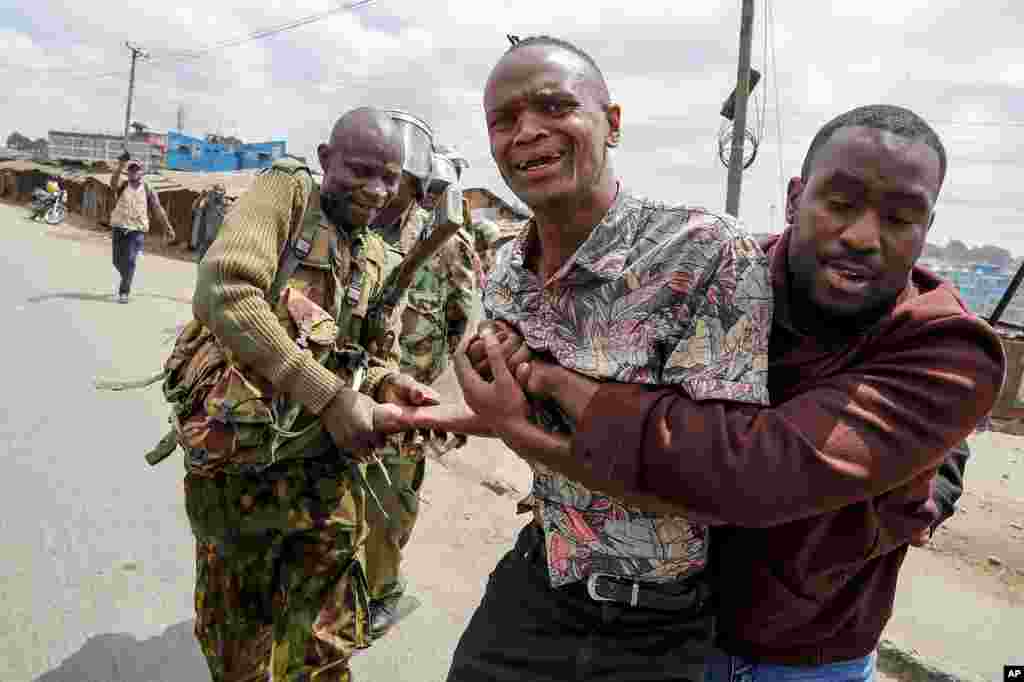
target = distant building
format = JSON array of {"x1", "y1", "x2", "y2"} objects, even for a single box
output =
[
  {"x1": 928, "y1": 261, "x2": 1021, "y2": 323},
  {"x1": 165, "y1": 131, "x2": 286, "y2": 172},
  {"x1": 47, "y1": 131, "x2": 163, "y2": 171}
]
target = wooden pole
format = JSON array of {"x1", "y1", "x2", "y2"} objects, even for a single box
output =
[
  {"x1": 123, "y1": 43, "x2": 146, "y2": 140},
  {"x1": 725, "y1": 0, "x2": 756, "y2": 218}
]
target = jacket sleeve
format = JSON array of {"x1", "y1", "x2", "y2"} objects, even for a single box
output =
[
  {"x1": 570, "y1": 315, "x2": 1004, "y2": 528},
  {"x1": 193, "y1": 168, "x2": 345, "y2": 415}
]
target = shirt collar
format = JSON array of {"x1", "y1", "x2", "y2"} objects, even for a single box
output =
[{"x1": 508, "y1": 186, "x2": 634, "y2": 283}]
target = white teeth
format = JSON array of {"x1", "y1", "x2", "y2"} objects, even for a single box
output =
[{"x1": 517, "y1": 153, "x2": 563, "y2": 171}]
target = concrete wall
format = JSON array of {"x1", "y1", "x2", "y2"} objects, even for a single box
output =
[{"x1": 47, "y1": 133, "x2": 160, "y2": 172}]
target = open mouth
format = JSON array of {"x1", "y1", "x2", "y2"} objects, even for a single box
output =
[
  {"x1": 823, "y1": 260, "x2": 875, "y2": 292},
  {"x1": 515, "y1": 151, "x2": 566, "y2": 173}
]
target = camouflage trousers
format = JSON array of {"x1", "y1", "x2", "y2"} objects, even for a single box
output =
[
  {"x1": 183, "y1": 456, "x2": 371, "y2": 682},
  {"x1": 364, "y1": 450, "x2": 426, "y2": 602}
]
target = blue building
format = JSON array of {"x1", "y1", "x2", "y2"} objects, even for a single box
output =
[
  {"x1": 165, "y1": 131, "x2": 286, "y2": 172},
  {"x1": 930, "y1": 262, "x2": 1013, "y2": 319}
]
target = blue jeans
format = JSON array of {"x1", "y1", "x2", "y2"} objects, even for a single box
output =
[
  {"x1": 705, "y1": 651, "x2": 876, "y2": 682},
  {"x1": 111, "y1": 228, "x2": 145, "y2": 295}
]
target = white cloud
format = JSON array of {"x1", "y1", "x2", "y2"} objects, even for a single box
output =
[{"x1": 4, "y1": 0, "x2": 1024, "y2": 252}]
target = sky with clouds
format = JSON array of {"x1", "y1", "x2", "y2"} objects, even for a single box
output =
[{"x1": 3, "y1": 0, "x2": 1023, "y2": 253}]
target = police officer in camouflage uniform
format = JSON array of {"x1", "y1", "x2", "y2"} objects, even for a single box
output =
[
  {"x1": 179, "y1": 107, "x2": 438, "y2": 682},
  {"x1": 364, "y1": 127, "x2": 479, "y2": 638}
]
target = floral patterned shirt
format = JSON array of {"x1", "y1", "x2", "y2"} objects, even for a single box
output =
[{"x1": 484, "y1": 190, "x2": 773, "y2": 588}]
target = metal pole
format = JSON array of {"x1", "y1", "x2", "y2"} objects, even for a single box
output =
[
  {"x1": 988, "y1": 260, "x2": 1024, "y2": 327},
  {"x1": 725, "y1": 0, "x2": 756, "y2": 218}
]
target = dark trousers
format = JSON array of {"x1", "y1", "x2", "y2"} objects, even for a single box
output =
[
  {"x1": 111, "y1": 228, "x2": 145, "y2": 295},
  {"x1": 447, "y1": 523, "x2": 714, "y2": 682}
]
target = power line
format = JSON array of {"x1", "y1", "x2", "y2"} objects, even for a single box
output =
[
  {"x1": 0, "y1": 0, "x2": 376, "y2": 82},
  {"x1": 145, "y1": 0, "x2": 376, "y2": 66}
]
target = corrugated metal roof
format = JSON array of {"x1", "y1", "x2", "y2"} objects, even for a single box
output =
[
  {"x1": 0, "y1": 161, "x2": 263, "y2": 199},
  {"x1": 0, "y1": 160, "x2": 64, "y2": 173}
]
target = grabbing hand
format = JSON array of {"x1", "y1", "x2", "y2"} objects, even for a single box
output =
[
  {"x1": 321, "y1": 387, "x2": 385, "y2": 462},
  {"x1": 455, "y1": 324, "x2": 531, "y2": 426},
  {"x1": 372, "y1": 372, "x2": 441, "y2": 435},
  {"x1": 467, "y1": 320, "x2": 532, "y2": 381},
  {"x1": 376, "y1": 372, "x2": 441, "y2": 408}
]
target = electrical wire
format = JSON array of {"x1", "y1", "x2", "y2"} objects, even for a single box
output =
[
  {"x1": 145, "y1": 0, "x2": 376, "y2": 66},
  {"x1": 0, "y1": 0, "x2": 375, "y2": 84}
]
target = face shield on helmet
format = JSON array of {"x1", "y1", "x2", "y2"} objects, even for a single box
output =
[
  {"x1": 426, "y1": 151, "x2": 465, "y2": 229},
  {"x1": 383, "y1": 109, "x2": 434, "y2": 201},
  {"x1": 434, "y1": 143, "x2": 470, "y2": 180}
]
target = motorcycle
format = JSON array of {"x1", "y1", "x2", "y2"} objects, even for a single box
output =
[{"x1": 30, "y1": 188, "x2": 68, "y2": 225}]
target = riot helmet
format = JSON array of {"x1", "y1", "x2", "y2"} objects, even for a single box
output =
[{"x1": 382, "y1": 109, "x2": 434, "y2": 201}]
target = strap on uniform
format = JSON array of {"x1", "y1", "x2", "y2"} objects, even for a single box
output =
[{"x1": 268, "y1": 182, "x2": 322, "y2": 304}]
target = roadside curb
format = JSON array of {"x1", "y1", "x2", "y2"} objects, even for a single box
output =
[{"x1": 878, "y1": 639, "x2": 985, "y2": 682}]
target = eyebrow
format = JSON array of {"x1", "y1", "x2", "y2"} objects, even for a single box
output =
[
  {"x1": 824, "y1": 170, "x2": 931, "y2": 209},
  {"x1": 487, "y1": 83, "x2": 576, "y2": 114}
]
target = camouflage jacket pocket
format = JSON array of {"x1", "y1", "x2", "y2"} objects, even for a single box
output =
[{"x1": 165, "y1": 288, "x2": 352, "y2": 476}]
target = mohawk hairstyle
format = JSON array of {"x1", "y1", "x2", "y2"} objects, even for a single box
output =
[
  {"x1": 504, "y1": 34, "x2": 610, "y2": 104},
  {"x1": 801, "y1": 104, "x2": 947, "y2": 185}
]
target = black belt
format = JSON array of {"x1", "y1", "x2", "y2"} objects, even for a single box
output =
[{"x1": 585, "y1": 572, "x2": 709, "y2": 613}]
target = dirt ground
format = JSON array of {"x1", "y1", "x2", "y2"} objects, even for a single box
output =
[
  {"x1": 3, "y1": 200, "x2": 202, "y2": 266},
  {"x1": 926, "y1": 433, "x2": 1024, "y2": 600}
]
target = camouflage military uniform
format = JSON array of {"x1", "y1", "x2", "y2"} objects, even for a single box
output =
[
  {"x1": 467, "y1": 218, "x2": 500, "y2": 288},
  {"x1": 180, "y1": 160, "x2": 404, "y2": 682},
  {"x1": 364, "y1": 205, "x2": 479, "y2": 606}
]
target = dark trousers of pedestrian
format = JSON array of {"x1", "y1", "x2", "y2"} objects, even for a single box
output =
[
  {"x1": 111, "y1": 227, "x2": 145, "y2": 295},
  {"x1": 447, "y1": 522, "x2": 714, "y2": 682}
]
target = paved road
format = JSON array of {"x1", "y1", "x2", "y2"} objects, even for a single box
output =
[{"x1": 0, "y1": 201, "x2": 530, "y2": 682}]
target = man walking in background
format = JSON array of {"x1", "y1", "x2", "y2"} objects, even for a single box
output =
[{"x1": 108, "y1": 153, "x2": 174, "y2": 302}]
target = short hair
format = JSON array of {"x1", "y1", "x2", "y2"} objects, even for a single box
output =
[
  {"x1": 505, "y1": 34, "x2": 610, "y2": 104},
  {"x1": 800, "y1": 104, "x2": 947, "y2": 185}
]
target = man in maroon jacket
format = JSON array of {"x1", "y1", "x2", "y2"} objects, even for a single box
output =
[{"x1": 431, "y1": 104, "x2": 1005, "y2": 681}]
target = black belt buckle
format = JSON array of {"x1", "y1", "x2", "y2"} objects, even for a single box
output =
[
  {"x1": 587, "y1": 572, "x2": 706, "y2": 613},
  {"x1": 587, "y1": 572, "x2": 640, "y2": 607}
]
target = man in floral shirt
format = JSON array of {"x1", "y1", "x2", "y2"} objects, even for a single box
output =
[{"x1": 407, "y1": 36, "x2": 772, "y2": 682}]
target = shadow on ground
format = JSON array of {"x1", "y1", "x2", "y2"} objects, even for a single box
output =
[
  {"x1": 26, "y1": 291, "x2": 193, "y2": 305},
  {"x1": 34, "y1": 620, "x2": 209, "y2": 682}
]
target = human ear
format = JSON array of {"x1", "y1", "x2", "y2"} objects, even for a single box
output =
[
  {"x1": 605, "y1": 104, "x2": 622, "y2": 148},
  {"x1": 785, "y1": 177, "x2": 804, "y2": 225},
  {"x1": 317, "y1": 143, "x2": 330, "y2": 173}
]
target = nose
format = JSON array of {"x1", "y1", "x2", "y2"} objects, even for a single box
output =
[
  {"x1": 839, "y1": 208, "x2": 882, "y2": 253},
  {"x1": 512, "y1": 110, "x2": 549, "y2": 147},
  {"x1": 360, "y1": 178, "x2": 390, "y2": 206}
]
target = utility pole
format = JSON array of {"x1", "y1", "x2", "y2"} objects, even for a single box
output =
[
  {"x1": 725, "y1": 0, "x2": 756, "y2": 217},
  {"x1": 123, "y1": 42, "x2": 148, "y2": 140}
]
